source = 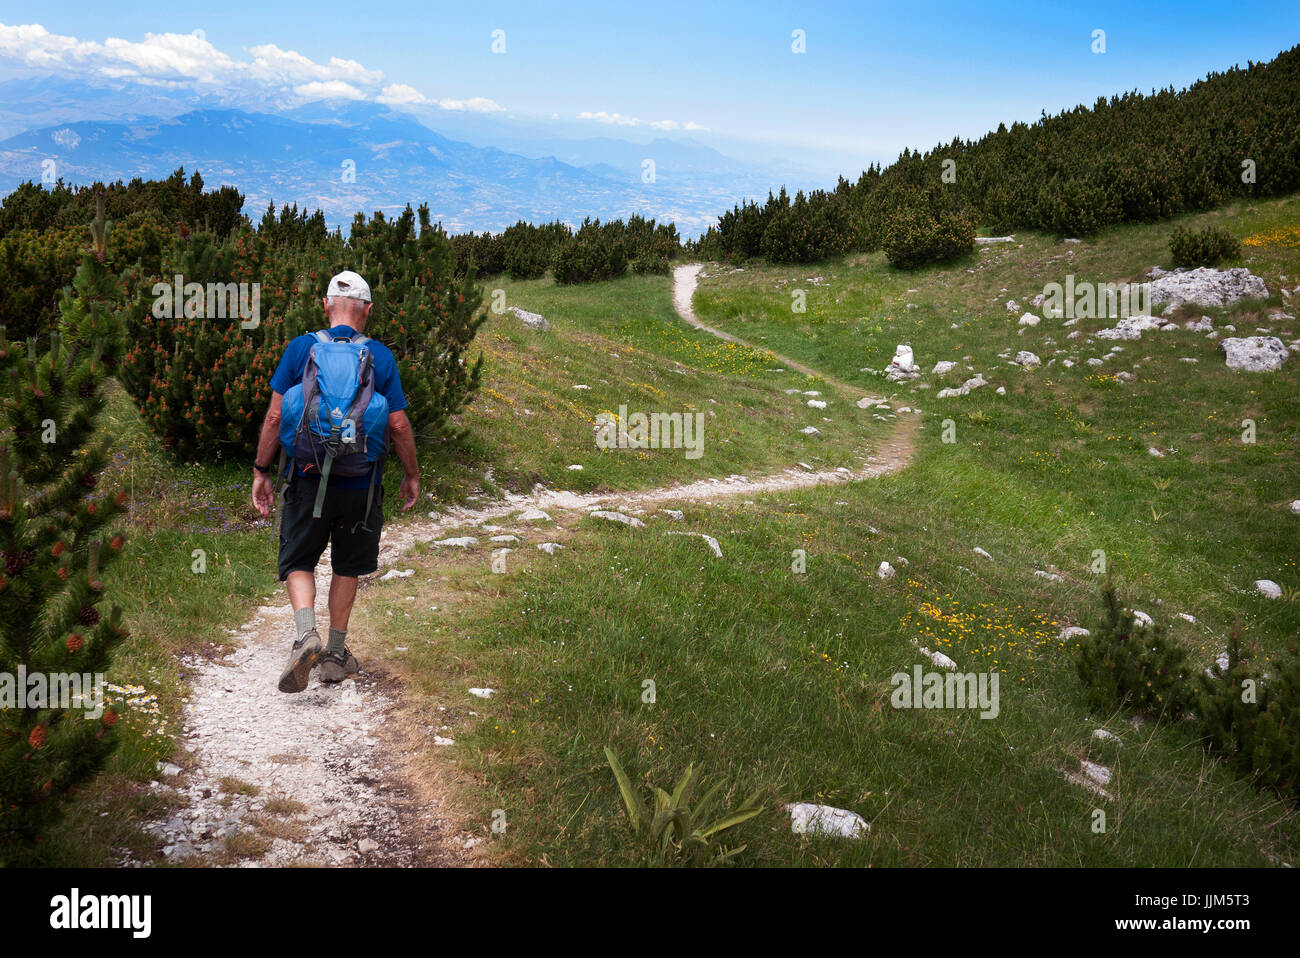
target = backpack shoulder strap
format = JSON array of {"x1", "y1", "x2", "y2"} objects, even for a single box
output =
[{"x1": 314, "y1": 330, "x2": 332, "y2": 344}]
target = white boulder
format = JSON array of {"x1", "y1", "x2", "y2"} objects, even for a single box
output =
[
  {"x1": 1095, "y1": 316, "x2": 1163, "y2": 341},
  {"x1": 508, "y1": 306, "x2": 548, "y2": 331},
  {"x1": 885, "y1": 344, "x2": 920, "y2": 382},
  {"x1": 1219, "y1": 336, "x2": 1290, "y2": 372},
  {"x1": 1146, "y1": 266, "x2": 1268, "y2": 310}
]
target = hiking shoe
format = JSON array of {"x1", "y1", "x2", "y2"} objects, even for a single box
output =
[
  {"x1": 318, "y1": 647, "x2": 360, "y2": 683},
  {"x1": 278, "y1": 629, "x2": 322, "y2": 693}
]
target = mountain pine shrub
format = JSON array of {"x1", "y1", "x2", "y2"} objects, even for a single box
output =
[
  {"x1": 1074, "y1": 583, "x2": 1196, "y2": 720},
  {"x1": 881, "y1": 195, "x2": 975, "y2": 269},
  {"x1": 1169, "y1": 225, "x2": 1241, "y2": 267},
  {"x1": 0, "y1": 197, "x2": 130, "y2": 848},
  {"x1": 1198, "y1": 626, "x2": 1300, "y2": 807},
  {"x1": 552, "y1": 219, "x2": 629, "y2": 284}
]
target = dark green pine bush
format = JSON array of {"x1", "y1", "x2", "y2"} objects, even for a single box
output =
[
  {"x1": 552, "y1": 219, "x2": 629, "y2": 284},
  {"x1": 881, "y1": 198, "x2": 975, "y2": 270},
  {"x1": 1169, "y1": 225, "x2": 1241, "y2": 267},
  {"x1": 1198, "y1": 627, "x2": 1300, "y2": 807},
  {"x1": 1074, "y1": 583, "x2": 1196, "y2": 720},
  {"x1": 0, "y1": 197, "x2": 131, "y2": 850}
]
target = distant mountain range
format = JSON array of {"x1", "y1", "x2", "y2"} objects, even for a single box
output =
[{"x1": 0, "y1": 81, "x2": 825, "y2": 238}]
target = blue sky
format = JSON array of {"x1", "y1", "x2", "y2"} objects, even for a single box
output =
[{"x1": 2, "y1": 1, "x2": 1298, "y2": 176}]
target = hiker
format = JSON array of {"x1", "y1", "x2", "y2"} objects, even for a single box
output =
[{"x1": 250, "y1": 270, "x2": 420, "y2": 693}]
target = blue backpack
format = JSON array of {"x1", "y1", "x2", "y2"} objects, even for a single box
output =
[{"x1": 278, "y1": 329, "x2": 390, "y2": 528}]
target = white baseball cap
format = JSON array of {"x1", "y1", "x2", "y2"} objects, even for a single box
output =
[{"x1": 326, "y1": 270, "x2": 371, "y2": 302}]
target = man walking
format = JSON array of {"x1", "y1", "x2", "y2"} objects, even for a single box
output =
[{"x1": 251, "y1": 270, "x2": 420, "y2": 693}]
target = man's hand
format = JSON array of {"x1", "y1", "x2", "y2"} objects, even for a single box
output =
[
  {"x1": 399, "y1": 473, "x2": 419, "y2": 511},
  {"x1": 252, "y1": 472, "x2": 276, "y2": 517}
]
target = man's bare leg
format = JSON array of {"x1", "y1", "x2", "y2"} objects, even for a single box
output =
[
  {"x1": 319, "y1": 574, "x2": 360, "y2": 679},
  {"x1": 286, "y1": 570, "x2": 316, "y2": 613},
  {"x1": 328, "y1": 574, "x2": 358, "y2": 633}
]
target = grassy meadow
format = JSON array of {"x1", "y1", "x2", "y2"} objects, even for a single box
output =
[
  {"x1": 349, "y1": 193, "x2": 1300, "y2": 867},
  {"x1": 41, "y1": 192, "x2": 1300, "y2": 867}
]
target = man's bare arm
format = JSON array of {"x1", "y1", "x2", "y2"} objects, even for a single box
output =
[
  {"x1": 255, "y1": 392, "x2": 285, "y2": 467},
  {"x1": 389, "y1": 410, "x2": 419, "y2": 510},
  {"x1": 251, "y1": 392, "x2": 285, "y2": 517}
]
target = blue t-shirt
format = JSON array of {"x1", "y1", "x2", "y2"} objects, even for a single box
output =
[{"x1": 271, "y1": 325, "x2": 407, "y2": 489}]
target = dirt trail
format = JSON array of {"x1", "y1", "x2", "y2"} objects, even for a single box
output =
[
  {"x1": 672, "y1": 264, "x2": 873, "y2": 399},
  {"x1": 128, "y1": 264, "x2": 915, "y2": 868}
]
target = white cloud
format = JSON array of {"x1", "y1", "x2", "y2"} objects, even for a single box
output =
[
  {"x1": 377, "y1": 82, "x2": 427, "y2": 105},
  {"x1": 436, "y1": 96, "x2": 505, "y2": 113},
  {"x1": 0, "y1": 21, "x2": 503, "y2": 113},
  {"x1": 579, "y1": 110, "x2": 706, "y2": 132},
  {"x1": 249, "y1": 43, "x2": 381, "y2": 85},
  {"x1": 579, "y1": 110, "x2": 639, "y2": 127},
  {"x1": 294, "y1": 80, "x2": 367, "y2": 101}
]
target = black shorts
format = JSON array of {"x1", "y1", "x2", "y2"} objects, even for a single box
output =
[{"x1": 277, "y1": 475, "x2": 384, "y2": 580}]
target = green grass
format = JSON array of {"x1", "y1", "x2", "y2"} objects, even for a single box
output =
[
  {"x1": 35, "y1": 193, "x2": 1300, "y2": 867},
  {"x1": 430, "y1": 272, "x2": 891, "y2": 498},
  {"x1": 349, "y1": 193, "x2": 1300, "y2": 867}
]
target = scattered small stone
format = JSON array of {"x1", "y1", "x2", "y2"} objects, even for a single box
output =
[
  {"x1": 590, "y1": 510, "x2": 645, "y2": 528},
  {"x1": 1254, "y1": 579, "x2": 1283, "y2": 599},
  {"x1": 919, "y1": 646, "x2": 957, "y2": 670},
  {"x1": 1014, "y1": 351, "x2": 1041, "y2": 368},
  {"x1": 786, "y1": 802, "x2": 870, "y2": 839},
  {"x1": 666, "y1": 531, "x2": 723, "y2": 558},
  {"x1": 507, "y1": 306, "x2": 548, "y2": 331}
]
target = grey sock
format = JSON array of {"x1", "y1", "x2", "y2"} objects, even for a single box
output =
[
  {"x1": 293, "y1": 607, "x2": 316, "y2": 641},
  {"x1": 327, "y1": 628, "x2": 348, "y2": 656}
]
